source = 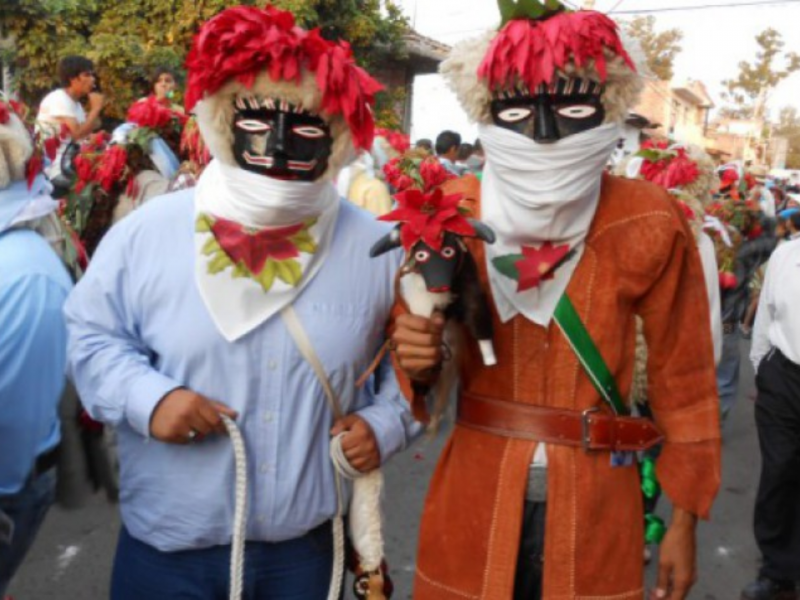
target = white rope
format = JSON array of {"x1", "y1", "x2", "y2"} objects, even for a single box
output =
[{"x1": 221, "y1": 414, "x2": 248, "y2": 600}]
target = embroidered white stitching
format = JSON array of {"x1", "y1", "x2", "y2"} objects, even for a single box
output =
[{"x1": 416, "y1": 567, "x2": 479, "y2": 599}]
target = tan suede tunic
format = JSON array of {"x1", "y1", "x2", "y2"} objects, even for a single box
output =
[{"x1": 396, "y1": 174, "x2": 722, "y2": 600}]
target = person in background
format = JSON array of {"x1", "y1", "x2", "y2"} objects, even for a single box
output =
[
  {"x1": 465, "y1": 138, "x2": 486, "y2": 178},
  {"x1": 36, "y1": 55, "x2": 104, "y2": 183},
  {"x1": 414, "y1": 138, "x2": 433, "y2": 154},
  {"x1": 455, "y1": 142, "x2": 474, "y2": 176},
  {"x1": 139, "y1": 67, "x2": 183, "y2": 113},
  {"x1": 743, "y1": 208, "x2": 800, "y2": 600},
  {"x1": 435, "y1": 130, "x2": 462, "y2": 175},
  {"x1": 0, "y1": 98, "x2": 73, "y2": 599}
]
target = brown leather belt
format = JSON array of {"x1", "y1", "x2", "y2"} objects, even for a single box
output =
[{"x1": 457, "y1": 392, "x2": 664, "y2": 452}]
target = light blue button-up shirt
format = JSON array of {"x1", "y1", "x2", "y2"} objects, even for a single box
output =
[
  {"x1": 0, "y1": 228, "x2": 72, "y2": 495},
  {"x1": 65, "y1": 191, "x2": 419, "y2": 552}
]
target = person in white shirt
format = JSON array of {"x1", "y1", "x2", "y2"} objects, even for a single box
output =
[
  {"x1": 743, "y1": 209, "x2": 800, "y2": 600},
  {"x1": 36, "y1": 55, "x2": 105, "y2": 182}
]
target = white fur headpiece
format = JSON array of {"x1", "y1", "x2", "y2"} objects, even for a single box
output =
[{"x1": 0, "y1": 111, "x2": 34, "y2": 190}]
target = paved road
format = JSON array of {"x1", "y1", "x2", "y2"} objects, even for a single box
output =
[{"x1": 8, "y1": 344, "x2": 762, "y2": 599}]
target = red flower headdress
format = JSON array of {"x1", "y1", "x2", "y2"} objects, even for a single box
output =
[
  {"x1": 478, "y1": 8, "x2": 635, "y2": 92},
  {"x1": 635, "y1": 141, "x2": 701, "y2": 191},
  {"x1": 184, "y1": 5, "x2": 382, "y2": 151}
]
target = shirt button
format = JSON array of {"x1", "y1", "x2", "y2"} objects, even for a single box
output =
[
  {"x1": 256, "y1": 515, "x2": 265, "y2": 524},
  {"x1": 267, "y1": 360, "x2": 278, "y2": 370},
  {"x1": 260, "y1": 463, "x2": 270, "y2": 474},
  {"x1": 263, "y1": 411, "x2": 274, "y2": 423}
]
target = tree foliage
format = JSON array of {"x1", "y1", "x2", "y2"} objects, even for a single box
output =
[
  {"x1": 722, "y1": 28, "x2": 800, "y2": 119},
  {"x1": 774, "y1": 106, "x2": 800, "y2": 169},
  {"x1": 1, "y1": 0, "x2": 409, "y2": 124},
  {"x1": 624, "y1": 16, "x2": 683, "y2": 81}
]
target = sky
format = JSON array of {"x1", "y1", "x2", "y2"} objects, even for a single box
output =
[{"x1": 395, "y1": 0, "x2": 800, "y2": 143}]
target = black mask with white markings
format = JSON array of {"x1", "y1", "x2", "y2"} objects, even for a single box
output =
[
  {"x1": 232, "y1": 97, "x2": 332, "y2": 181},
  {"x1": 490, "y1": 77, "x2": 605, "y2": 144}
]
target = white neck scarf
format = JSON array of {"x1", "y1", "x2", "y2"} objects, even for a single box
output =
[
  {"x1": 479, "y1": 122, "x2": 620, "y2": 325},
  {"x1": 194, "y1": 160, "x2": 340, "y2": 341}
]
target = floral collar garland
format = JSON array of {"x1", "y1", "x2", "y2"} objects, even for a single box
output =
[{"x1": 196, "y1": 213, "x2": 317, "y2": 292}]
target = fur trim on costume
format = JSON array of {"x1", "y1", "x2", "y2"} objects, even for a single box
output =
[
  {"x1": 194, "y1": 70, "x2": 354, "y2": 182},
  {"x1": 0, "y1": 113, "x2": 34, "y2": 190},
  {"x1": 440, "y1": 15, "x2": 642, "y2": 126},
  {"x1": 614, "y1": 143, "x2": 719, "y2": 242}
]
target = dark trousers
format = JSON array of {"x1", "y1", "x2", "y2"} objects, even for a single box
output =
[
  {"x1": 514, "y1": 501, "x2": 546, "y2": 600},
  {"x1": 111, "y1": 522, "x2": 336, "y2": 600},
  {"x1": 754, "y1": 349, "x2": 800, "y2": 582}
]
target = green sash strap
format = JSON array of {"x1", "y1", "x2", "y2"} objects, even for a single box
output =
[{"x1": 553, "y1": 293, "x2": 629, "y2": 417}]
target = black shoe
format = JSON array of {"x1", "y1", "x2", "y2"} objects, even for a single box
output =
[{"x1": 741, "y1": 577, "x2": 797, "y2": 600}]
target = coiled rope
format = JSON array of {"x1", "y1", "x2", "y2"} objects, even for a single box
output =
[{"x1": 220, "y1": 417, "x2": 372, "y2": 600}]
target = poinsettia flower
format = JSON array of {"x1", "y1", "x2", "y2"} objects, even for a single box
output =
[
  {"x1": 0, "y1": 102, "x2": 9, "y2": 125},
  {"x1": 127, "y1": 96, "x2": 186, "y2": 131},
  {"x1": 380, "y1": 187, "x2": 473, "y2": 251},
  {"x1": 210, "y1": 217, "x2": 307, "y2": 274},
  {"x1": 514, "y1": 242, "x2": 571, "y2": 292},
  {"x1": 43, "y1": 136, "x2": 60, "y2": 161}
]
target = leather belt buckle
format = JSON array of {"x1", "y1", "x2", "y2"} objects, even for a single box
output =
[{"x1": 581, "y1": 406, "x2": 602, "y2": 452}]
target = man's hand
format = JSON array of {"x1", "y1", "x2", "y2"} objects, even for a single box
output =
[
  {"x1": 149, "y1": 388, "x2": 237, "y2": 444},
  {"x1": 330, "y1": 415, "x2": 380, "y2": 473},
  {"x1": 391, "y1": 311, "x2": 445, "y2": 382},
  {"x1": 650, "y1": 508, "x2": 698, "y2": 600},
  {"x1": 88, "y1": 91, "x2": 105, "y2": 113}
]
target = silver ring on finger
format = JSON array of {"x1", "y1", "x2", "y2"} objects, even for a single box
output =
[{"x1": 187, "y1": 429, "x2": 198, "y2": 442}]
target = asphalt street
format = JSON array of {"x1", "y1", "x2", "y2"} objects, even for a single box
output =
[{"x1": 8, "y1": 343, "x2": 763, "y2": 599}]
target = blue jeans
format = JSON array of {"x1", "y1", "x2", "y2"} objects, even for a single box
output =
[
  {"x1": 0, "y1": 468, "x2": 57, "y2": 596},
  {"x1": 111, "y1": 522, "x2": 336, "y2": 600},
  {"x1": 717, "y1": 329, "x2": 742, "y2": 421}
]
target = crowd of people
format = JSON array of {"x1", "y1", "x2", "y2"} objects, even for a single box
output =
[{"x1": 1, "y1": 2, "x2": 799, "y2": 600}]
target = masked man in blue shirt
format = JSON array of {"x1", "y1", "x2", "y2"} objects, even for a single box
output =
[
  {"x1": 65, "y1": 6, "x2": 417, "y2": 599},
  {"x1": 0, "y1": 99, "x2": 73, "y2": 597}
]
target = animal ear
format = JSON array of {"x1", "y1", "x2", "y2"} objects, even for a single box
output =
[
  {"x1": 369, "y1": 226, "x2": 403, "y2": 257},
  {"x1": 468, "y1": 219, "x2": 496, "y2": 244}
]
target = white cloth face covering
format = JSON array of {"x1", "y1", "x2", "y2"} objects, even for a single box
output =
[
  {"x1": 478, "y1": 122, "x2": 621, "y2": 326},
  {"x1": 194, "y1": 159, "x2": 340, "y2": 341}
]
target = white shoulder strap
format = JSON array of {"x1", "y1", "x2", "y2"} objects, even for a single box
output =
[{"x1": 280, "y1": 305, "x2": 344, "y2": 420}]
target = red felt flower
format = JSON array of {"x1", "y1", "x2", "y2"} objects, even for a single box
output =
[
  {"x1": 478, "y1": 11, "x2": 635, "y2": 93},
  {"x1": 514, "y1": 242, "x2": 571, "y2": 292},
  {"x1": 73, "y1": 154, "x2": 96, "y2": 186},
  {"x1": 380, "y1": 187, "x2": 473, "y2": 251},
  {"x1": 0, "y1": 102, "x2": 9, "y2": 125},
  {"x1": 677, "y1": 201, "x2": 696, "y2": 221},
  {"x1": 211, "y1": 217, "x2": 305, "y2": 274},
  {"x1": 184, "y1": 5, "x2": 381, "y2": 150}
]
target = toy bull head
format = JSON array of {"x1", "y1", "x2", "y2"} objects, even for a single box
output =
[
  {"x1": 370, "y1": 188, "x2": 497, "y2": 367},
  {"x1": 370, "y1": 220, "x2": 495, "y2": 293}
]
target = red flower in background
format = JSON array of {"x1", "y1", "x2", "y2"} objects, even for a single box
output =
[
  {"x1": 0, "y1": 102, "x2": 9, "y2": 124},
  {"x1": 43, "y1": 136, "x2": 60, "y2": 161},
  {"x1": 719, "y1": 271, "x2": 738, "y2": 290},
  {"x1": 375, "y1": 128, "x2": 411, "y2": 154},
  {"x1": 380, "y1": 187, "x2": 473, "y2": 251},
  {"x1": 25, "y1": 153, "x2": 42, "y2": 189},
  {"x1": 96, "y1": 145, "x2": 129, "y2": 193},
  {"x1": 127, "y1": 96, "x2": 186, "y2": 131},
  {"x1": 419, "y1": 158, "x2": 455, "y2": 192}
]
